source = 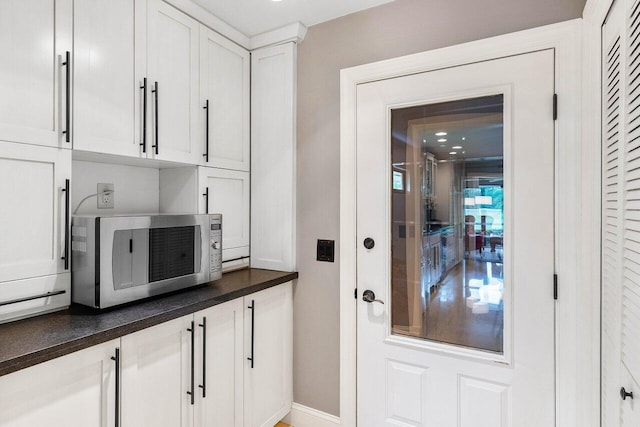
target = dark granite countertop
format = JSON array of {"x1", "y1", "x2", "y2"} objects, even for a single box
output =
[{"x1": 0, "y1": 268, "x2": 297, "y2": 377}]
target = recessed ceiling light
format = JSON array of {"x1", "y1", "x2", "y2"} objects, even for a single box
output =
[
  {"x1": 423, "y1": 139, "x2": 427, "y2": 143},
  {"x1": 449, "y1": 152, "x2": 457, "y2": 155},
  {"x1": 452, "y1": 145, "x2": 462, "y2": 149},
  {"x1": 462, "y1": 137, "x2": 466, "y2": 140},
  {"x1": 435, "y1": 132, "x2": 447, "y2": 136},
  {"x1": 437, "y1": 138, "x2": 447, "y2": 142},
  {"x1": 440, "y1": 144, "x2": 446, "y2": 147}
]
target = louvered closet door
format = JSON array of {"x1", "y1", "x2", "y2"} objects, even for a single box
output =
[{"x1": 602, "y1": 0, "x2": 640, "y2": 424}]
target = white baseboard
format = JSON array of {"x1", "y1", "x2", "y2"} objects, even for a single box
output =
[{"x1": 282, "y1": 403, "x2": 341, "y2": 427}]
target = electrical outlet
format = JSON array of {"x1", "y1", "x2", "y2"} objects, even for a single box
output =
[{"x1": 97, "y1": 183, "x2": 114, "y2": 209}]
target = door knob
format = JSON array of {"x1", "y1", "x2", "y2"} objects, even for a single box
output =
[
  {"x1": 621, "y1": 387, "x2": 634, "y2": 401},
  {"x1": 362, "y1": 290, "x2": 384, "y2": 304},
  {"x1": 363, "y1": 237, "x2": 375, "y2": 249}
]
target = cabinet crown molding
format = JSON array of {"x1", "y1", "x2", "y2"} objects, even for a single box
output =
[{"x1": 250, "y1": 22, "x2": 307, "y2": 50}]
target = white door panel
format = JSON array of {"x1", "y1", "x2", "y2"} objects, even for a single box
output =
[{"x1": 356, "y1": 50, "x2": 555, "y2": 425}]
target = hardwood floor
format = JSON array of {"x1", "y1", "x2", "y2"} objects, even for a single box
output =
[
  {"x1": 393, "y1": 258, "x2": 504, "y2": 353},
  {"x1": 275, "y1": 422, "x2": 291, "y2": 427}
]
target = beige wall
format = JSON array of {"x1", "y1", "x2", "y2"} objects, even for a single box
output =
[{"x1": 295, "y1": 0, "x2": 585, "y2": 416}]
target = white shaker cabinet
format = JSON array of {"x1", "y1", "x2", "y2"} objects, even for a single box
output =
[
  {"x1": 200, "y1": 27, "x2": 250, "y2": 171},
  {"x1": 0, "y1": 0, "x2": 72, "y2": 148},
  {"x1": 243, "y1": 282, "x2": 293, "y2": 427},
  {"x1": 146, "y1": 0, "x2": 201, "y2": 165},
  {"x1": 0, "y1": 340, "x2": 119, "y2": 427},
  {"x1": 194, "y1": 298, "x2": 244, "y2": 427},
  {"x1": 0, "y1": 142, "x2": 71, "y2": 323},
  {"x1": 250, "y1": 43, "x2": 296, "y2": 271},
  {"x1": 199, "y1": 167, "x2": 250, "y2": 264},
  {"x1": 121, "y1": 315, "x2": 194, "y2": 427},
  {"x1": 72, "y1": 0, "x2": 146, "y2": 157}
]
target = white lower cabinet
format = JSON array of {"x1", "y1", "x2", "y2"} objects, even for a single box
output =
[
  {"x1": 243, "y1": 282, "x2": 293, "y2": 427},
  {"x1": 195, "y1": 298, "x2": 244, "y2": 427},
  {"x1": 0, "y1": 340, "x2": 119, "y2": 427},
  {"x1": 121, "y1": 315, "x2": 194, "y2": 427},
  {"x1": 119, "y1": 282, "x2": 292, "y2": 427}
]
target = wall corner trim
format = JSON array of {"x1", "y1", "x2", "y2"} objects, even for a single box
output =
[
  {"x1": 282, "y1": 403, "x2": 341, "y2": 427},
  {"x1": 250, "y1": 22, "x2": 308, "y2": 50}
]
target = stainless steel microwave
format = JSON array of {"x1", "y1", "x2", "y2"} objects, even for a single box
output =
[{"x1": 71, "y1": 214, "x2": 222, "y2": 309}]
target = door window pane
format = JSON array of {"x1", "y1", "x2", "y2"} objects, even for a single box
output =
[{"x1": 390, "y1": 95, "x2": 504, "y2": 354}]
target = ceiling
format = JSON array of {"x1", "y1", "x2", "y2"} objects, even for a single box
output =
[{"x1": 192, "y1": 0, "x2": 394, "y2": 37}]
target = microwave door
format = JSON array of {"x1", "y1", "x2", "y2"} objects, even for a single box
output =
[{"x1": 132, "y1": 228, "x2": 149, "y2": 286}]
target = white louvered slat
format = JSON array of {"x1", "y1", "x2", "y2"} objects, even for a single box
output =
[{"x1": 602, "y1": 3, "x2": 625, "y2": 424}]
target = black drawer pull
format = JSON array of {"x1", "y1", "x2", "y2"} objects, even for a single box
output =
[
  {"x1": 199, "y1": 317, "x2": 207, "y2": 398},
  {"x1": 187, "y1": 321, "x2": 195, "y2": 405},
  {"x1": 0, "y1": 290, "x2": 66, "y2": 307},
  {"x1": 247, "y1": 300, "x2": 255, "y2": 368},
  {"x1": 61, "y1": 179, "x2": 70, "y2": 270},
  {"x1": 110, "y1": 348, "x2": 121, "y2": 427}
]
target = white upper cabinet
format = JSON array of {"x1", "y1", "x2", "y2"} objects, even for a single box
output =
[
  {"x1": 199, "y1": 167, "x2": 250, "y2": 263},
  {"x1": 0, "y1": 0, "x2": 71, "y2": 148},
  {"x1": 0, "y1": 340, "x2": 119, "y2": 427},
  {"x1": 147, "y1": 0, "x2": 201, "y2": 165},
  {"x1": 73, "y1": 0, "x2": 146, "y2": 157},
  {"x1": 200, "y1": 27, "x2": 250, "y2": 171}
]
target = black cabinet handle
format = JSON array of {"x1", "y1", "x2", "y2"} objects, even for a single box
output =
[
  {"x1": 140, "y1": 78, "x2": 147, "y2": 153},
  {"x1": 203, "y1": 187, "x2": 209, "y2": 214},
  {"x1": 61, "y1": 179, "x2": 70, "y2": 270},
  {"x1": 247, "y1": 300, "x2": 255, "y2": 368},
  {"x1": 198, "y1": 317, "x2": 207, "y2": 398},
  {"x1": 62, "y1": 51, "x2": 71, "y2": 143},
  {"x1": 152, "y1": 81, "x2": 159, "y2": 155},
  {"x1": 0, "y1": 290, "x2": 66, "y2": 307},
  {"x1": 621, "y1": 387, "x2": 634, "y2": 401},
  {"x1": 203, "y1": 100, "x2": 209, "y2": 162},
  {"x1": 110, "y1": 348, "x2": 120, "y2": 427},
  {"x1": 187, "y1": 321, "x2": 195, "y2": 405}
]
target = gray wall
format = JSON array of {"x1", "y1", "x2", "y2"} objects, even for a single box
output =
[{"x1": 294, "y1": 0, "x2": 585, "y2": 416}]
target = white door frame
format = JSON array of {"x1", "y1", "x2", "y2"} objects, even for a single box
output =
[{"x1": 339, "y1": 19, "x2": 598, "y2": 427}]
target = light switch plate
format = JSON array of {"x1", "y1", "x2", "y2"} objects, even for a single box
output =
[{"x1": 97, "y1": 183, "x2": 114, "y2": 209}]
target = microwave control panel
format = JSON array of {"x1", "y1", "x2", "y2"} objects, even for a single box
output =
[{"x1": 209, "y1": 215, "x2": 222, "y2": 280}]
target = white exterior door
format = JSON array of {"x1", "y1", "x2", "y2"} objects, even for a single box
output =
[
  {"x1": 356, "y1": 50, "x2": 555, "y2": 426},
  {"x1": 0, "y1": 0, "x2": 71, "y2": 148},
  {"x1": 147, "y1": 0, "x2": 200, "y2": 164}
]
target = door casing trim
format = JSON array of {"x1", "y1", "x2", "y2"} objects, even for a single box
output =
[{"x1": 339, "y1": 18, "x2": 593, "y2": 427}]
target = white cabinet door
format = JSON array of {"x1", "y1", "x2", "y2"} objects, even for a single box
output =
[
  {"x1": 199, "y1": 167, "x2": 250, "y2": 262},
  {"x1": 147, "y1": 0, "x2": 201, "y2": 165},
  {"x1": 250, "y1": 43, "x2": 296, "y2": 271},
  {"x1": 121, "y1": 316, "x2": 194, "y2": 427},
  {"x1": 244, "y1": 282, "x2": 293, "y2": 427},
  {"x1": 0, "y1": 340, "x2": 119, "y2": 427},
  {"x1": 0, "y1": 0, "x2": 71, "y2": 148},
  {"x1": 0, "y1": 142, "x2": 71, "y2": 283},
  {"x1": 73, "y1": 0, "x2": 146, "y2": 158},
  {"x1": 200, "y1": 27, "x2": 250, "y2": 171},
  {"x1": 195, "y1": 299, "x2": 244, "y2": 427}
]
